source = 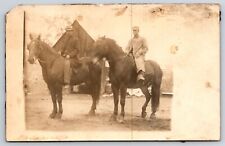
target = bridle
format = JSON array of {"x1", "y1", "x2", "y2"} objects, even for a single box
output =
[
  {"x1": 29, "y1": 40, "x2": 47, "y2": 64},
  {"x1": 37, "y1": 58, "x2": 46, "y2": 64}
]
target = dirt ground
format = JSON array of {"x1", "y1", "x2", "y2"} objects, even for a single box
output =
[{"x1": 25, "y1": 93, "x2": 171, "y2": 131}]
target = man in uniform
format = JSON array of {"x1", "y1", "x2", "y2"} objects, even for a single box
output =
[
  {"x1": 126, "y1": 26, "x2": 148, "y2": 83},
  {"x1": 59, "y1": 25, "x2": 80, "y2": 91}
]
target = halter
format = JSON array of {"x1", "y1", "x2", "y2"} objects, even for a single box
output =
[
  {"x1": 29, "y1": 39, "x2": 60, "y2": 66},
  {"x1": 37, "y1": 58, "x2": 46, "y2": 64},
  {"x1": 34, "y1": 41, "x2": 46, "y2": 64}
]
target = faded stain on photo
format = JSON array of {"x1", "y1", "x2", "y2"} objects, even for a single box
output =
[{"x1": 6, "y1": 4, "x2": 220, "y2": 141}]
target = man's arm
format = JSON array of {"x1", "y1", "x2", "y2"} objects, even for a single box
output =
[
  {"x1": 141, "y1": 38, "x2": 148, "y2": 54},
  {"x1": 136, "y1": 38, "x2": 148, "y2": 57}
]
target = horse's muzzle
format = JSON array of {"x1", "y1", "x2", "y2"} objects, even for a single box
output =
[{"x1": 28, "y1": 57, "x2": 35, "y2": 64}]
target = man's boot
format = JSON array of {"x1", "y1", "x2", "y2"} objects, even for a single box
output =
[{"x1": 137, "y1": 70, "x2": 145, "y2": 85}]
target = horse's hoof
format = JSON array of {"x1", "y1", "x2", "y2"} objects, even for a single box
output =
[
  {"x1": 55, "y1": 113, "x2": 62, "y2": 119},
  {"x1": 150, "y1": 113, "x2": 156, "y2": 120},
  {"x1": 141, "y1": 111, "x2": 147, "y2": 118},
  {"x1": 88, "y1": 110, "x2": 95, "y2": 116},
  {"x1": 49, "y1": 112, "x2": 57, "y2": 119},
  {"x1": 117, "y1": 116, "x2": 125, "y2": 123},
  {"x1": 109, "y1": 114, "x2": 117, "y2": 121}
]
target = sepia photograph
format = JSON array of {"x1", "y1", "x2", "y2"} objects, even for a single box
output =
[{"x1": 6, "y1": 4, "x2": 220, "y2": 141}]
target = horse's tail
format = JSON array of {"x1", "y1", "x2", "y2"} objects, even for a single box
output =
[
  {"x1": 91, "y1": 62, "x2": 102, "y2": 104},
  {"x1": 151, "y1": 66, "x2": 163, "y2": 112}
]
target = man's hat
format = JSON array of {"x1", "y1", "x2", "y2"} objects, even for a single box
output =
[{"x1": 65, "y1": 25, "x2": 73, "y2": 31}]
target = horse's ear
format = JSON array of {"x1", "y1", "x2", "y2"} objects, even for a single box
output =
[
  {"x1": 37, "y1": 34, "x2": 41, "y2": 40},
  {"x1": 29, "y1": 33, "x2": 33, "y2": 40}
]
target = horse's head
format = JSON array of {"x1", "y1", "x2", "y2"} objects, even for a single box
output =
[
  {"x1": 91, "y1": 36, "x2": 121, "y2": 64},
  {"x1": 91, "y1": 37, "x2": 109, "y2": 61},
  {"x1": 27, "y1": 34, "x2": 42, "y2": 64},
  {"x1": 91, "y1": 37, "x2": 124, "y2": 64}
]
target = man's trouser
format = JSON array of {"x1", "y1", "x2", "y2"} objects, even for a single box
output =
[
  {"x1": 64, "y1": 59, "x2": 71, "y2": 85},
  {"x1": 135, "y1": 56, "x2": 145, "y2": 73}
]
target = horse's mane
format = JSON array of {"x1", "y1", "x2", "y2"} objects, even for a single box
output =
[
  {"x1": 38, "y1": 40, "x2": 59, "y2": 56},
  {"x1": 98, "y1": 37, "x2": 125, "y2": 54}
]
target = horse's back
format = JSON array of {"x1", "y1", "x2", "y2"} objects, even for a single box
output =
[
  {"x1": 145, "y1": 60, "x2": 163, "y2": 84},
  {"x1": 125, "y1": 56, "x2": 162, "y2": 75},
  {"x1": 145, "y1": 60, "x2": 161, "y2": 74}
]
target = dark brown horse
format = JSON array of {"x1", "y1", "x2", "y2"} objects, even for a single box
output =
[
  {"x1": 27, "y1": 34, "x2": 101, "y2": 119},
  {"x1": 91, "y1": 37, "x2": 163, "y2": 122}
]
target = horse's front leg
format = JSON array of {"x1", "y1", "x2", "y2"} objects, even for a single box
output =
[
  {"x1": 55, "y1": 86, "x2": 63, "y2": 119},
  {"x1": 49, "y1": 88, "x2": 57, "y2": 119},
  {"x1": 110, "y1": 84, "x2": 119, "y2": 121},
  {"x1": 118, "y1": 86, "x2": 127, "y2": 123}
]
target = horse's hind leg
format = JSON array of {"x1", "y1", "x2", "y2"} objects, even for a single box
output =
[
  {"x1": 87, "y1": 80, "x2": 100, "y2": 116},
  {"x1": 89, "y1": 96, "x2": 97, "y2": 116},
  {"x1": 140, "y1": 86, "x2": 151, "y2": 118},
  {"x1": 89, "y1": 86, "x2": 98, "y2": 116}
]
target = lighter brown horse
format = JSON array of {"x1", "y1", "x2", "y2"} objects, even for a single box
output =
[
  {"x1": 27, "y1": 34, "x2": 101, "y2": 119},
  {"x1": 91, "y1": 37, "x2": 163, "y2": 122}
]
